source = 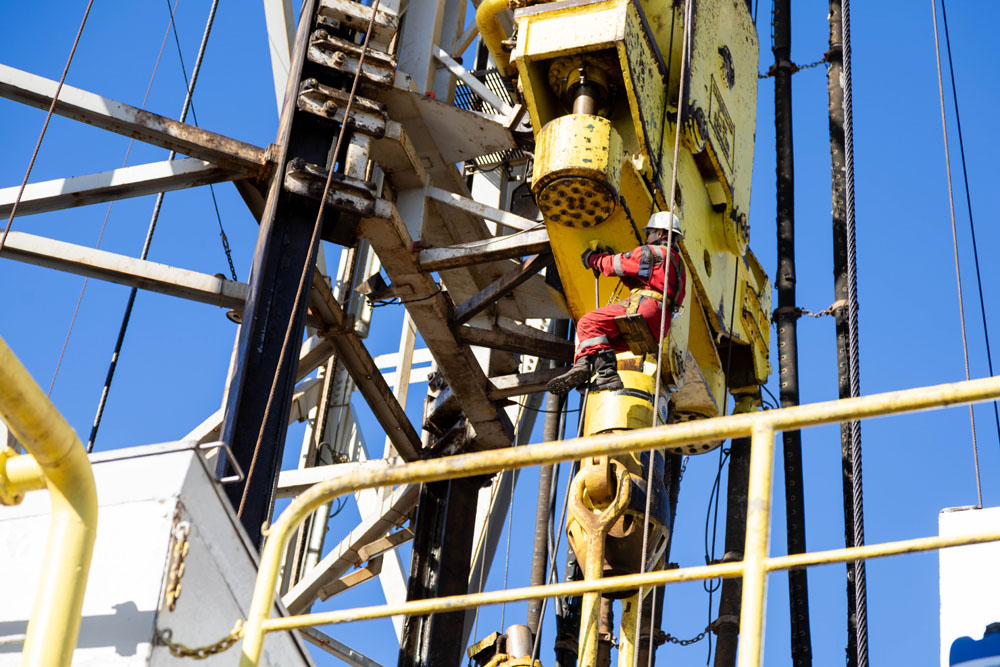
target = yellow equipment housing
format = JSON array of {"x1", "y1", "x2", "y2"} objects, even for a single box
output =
[{"x1": 510, "y1": 0, "x2": 770, "y2": 421}]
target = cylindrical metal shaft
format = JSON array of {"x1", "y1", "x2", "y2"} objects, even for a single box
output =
[
  {"x1": 528, "y1": 320, "x2": 569, "y2": 636},
  {"x1": 772, "y1": 1, "x2": 813, "y2": 664},
  {"x1": 713, "y1": 436, "x2": 751, "y2": 667}
]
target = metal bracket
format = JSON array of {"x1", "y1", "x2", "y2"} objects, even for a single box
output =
[{"x1": 198, "y1": 442, "x2": 245, "y2": 485}]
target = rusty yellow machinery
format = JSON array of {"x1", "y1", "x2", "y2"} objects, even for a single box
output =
[{"x1": 477, "y1": 0, "x2": 772, "y2": 661}]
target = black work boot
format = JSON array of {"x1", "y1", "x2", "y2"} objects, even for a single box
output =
[
  {"x1": 591, "y1": 351, "x2": 624, "y2": 392},
  {"x1": 547, "y1": 355, "x2": 593, "y2": 395}
]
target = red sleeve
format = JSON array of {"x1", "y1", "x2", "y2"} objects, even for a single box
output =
[{"x1": 586, "y1": 246, "x2": 644, "y2": 278}]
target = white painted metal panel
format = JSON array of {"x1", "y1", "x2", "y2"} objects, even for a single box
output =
[
  {"x1": 939, "y1": 506, "x2": 1000, "y2": 667},
  {"x1": 0, "y1": 442, "x2": 313, "y2": 666}
]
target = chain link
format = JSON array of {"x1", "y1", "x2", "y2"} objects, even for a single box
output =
[
  {"x1": 773, "y1": 299, "x2": 847, "y2": 323},
  {"x1": 659, "y1": 624, "x2": 712, "y2": 647},
  {"x1": 156, "y1": 620, "x2": 244, "y2": 660},
  {"x1": 759, "y1": 55, "x2": 828, "y2": 79},
  {"x1": 220, "y1": 229, "x2": 238, "y2": 282},
  {"x1": 164, "y1": 521, "x2": 191, "y2": 612}
]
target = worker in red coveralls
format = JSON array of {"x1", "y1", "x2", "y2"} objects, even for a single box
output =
[{"x1": 547, "y1": 211, "x2": 687, "y2": 395}]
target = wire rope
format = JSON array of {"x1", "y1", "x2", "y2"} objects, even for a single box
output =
[
  {"x1": 939, "y1": 0, "x2": 1000, "y2": 453},
  {"x1": 87, "y1": 0, "x2": 221, "y2": 453},
  {"x1": 931, "y1": 0, "x2": 982, "y2": 508},
  {"x1": 165, "y1": 0, "x2": 238, "y2": 281},
  {"x1": 48, "y1": 0, "x2": 183, "y2": 397},
  {"x1": 238, "y1": 0, "x2": 383, "y2": 516},
  {"x1": 841, "y1": 1, "x2": 870, "y2": 663},
  {"x1": 634, "y1": 1, "x2": 693, "y2": 664},
  {"x1": 0, "y1": 0, "x2": 95, "y2": 258}
]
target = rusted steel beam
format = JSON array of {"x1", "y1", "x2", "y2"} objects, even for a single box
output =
[
  {"x1": 0, "y1": 230, "x2": 248, "y2": 310},
  {"x1": 455, "y1": 324, "x2": 574, "y2": 363},
  {"x1": 362, "y1": 200, "x2": 514, "y2": 450},
  {"x1": 0, "y1": 64, "x2": 269, "y2": 177},
  {"x1": 308, "y1": 274, "x2": 422, "y2": 462},
  {"x1": 417, "y1": 228, "x2": 550, "y2": 272},
  {"x1": 451, "y1": 254, "x2": 552, "y2": 326}
]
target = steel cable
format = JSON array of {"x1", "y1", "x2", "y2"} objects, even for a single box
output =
[
  {"x1": 87, "y1": 0, "x2": 221, "y2": 452},
  {"x1": 48, "y1": 0, "x2": 183, "y2": 397},
  {"x1": 840, "y1": 1, "x2": 869, "y2": 663},
  {"x1": 0, "y1": 1, "x2": 96, "y2": 258},
  {"x1": 238, "y1": 0, "x2": 382, "y2": 516},
  {"x1": 939, "y1": 0, "x2": 1000, "y2": 454},
  {"x1": 165, "y1": 0, "x2": 238, "y2": 281},
  {"x1": 931, "y1": 0, "x2": 982, "y2": 508},
  {"x1": 635, "y1": 1, "x2": 693, "y2": 664}
]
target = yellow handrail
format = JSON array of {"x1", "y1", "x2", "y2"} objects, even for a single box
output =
[
  {"x1": 239, "y1": 374, "x2": 1000, "y2": 666},
  {"x1": 0, "y1": 334, "x2": 98, "y2": 667}
]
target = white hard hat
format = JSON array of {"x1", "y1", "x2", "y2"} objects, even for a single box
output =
[{"x1": 644, "y1": 211, "x2": 683, "y2": 237}]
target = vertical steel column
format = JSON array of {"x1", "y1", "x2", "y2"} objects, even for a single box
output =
[
  {"x1": 825, "y1": 3, "x2": 865, "y2": 664},
  {"x1": 712, "y1": 436, "x2": 750, "y2": 667},
  {"x1": 772, "y1": 1, "x2": 813, "y2": 663},
  {"x1": 398, "y1": 476, "x2": 482, "y2": 667},
  {"x1": 220, "y1": 0, "x2": 347, "y2": 547},
  {"x1": 736, "y1": 424, "x2": 776, "y2": 667}
]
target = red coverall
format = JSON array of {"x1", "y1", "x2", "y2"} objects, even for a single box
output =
[{"x1": 575, "y1": 243, "x2": 687, "y2": 362}]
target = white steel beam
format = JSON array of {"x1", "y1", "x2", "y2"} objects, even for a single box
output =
[
  {"x1": 0, "y1": 158, "x2": 240, "y2": 218},
  {"x1": 426, "y1": 185, "x2": 539, "y2": 232},
  {"x1": 275, "y1": 459, "x2": 395, "y2": 499},
  {"x1": 0, "y1": 64, "x2": 269, "y2": 175},
  {"x1": 431, "y1": 45, "x2": 512, "y2": 116},
  {"x1": 262, "y1": 0, "x2": 296, "y2": 114},
  {"x1": 282, "y1": 483, "x2": 419, "y2": 614},
  {"x1": 0, "y1": 231, "x2": 248, "y2": 309},
  {"x1": 299, "y1": 627, "x2": 384, "y2": 667}
]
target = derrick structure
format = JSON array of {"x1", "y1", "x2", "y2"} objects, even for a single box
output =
[{"x1": 0, "y1": 0, "x2": 772, "y2": 665}]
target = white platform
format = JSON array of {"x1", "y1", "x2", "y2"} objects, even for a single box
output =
[
  {"x1": 0, "y1": 441, "x2": 313, "y2": 666},
  {"x1": 939, "y1": 505, "x2": 1000, "y2": 666}
]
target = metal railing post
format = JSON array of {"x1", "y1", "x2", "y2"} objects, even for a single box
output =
[{"x1": 737, "y1": 423, "x2": 776, "y2": 667}]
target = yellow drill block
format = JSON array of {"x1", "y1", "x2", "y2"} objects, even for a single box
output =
[{"x1": 532, "y1": 114, "x2": 623, "y2": 228}]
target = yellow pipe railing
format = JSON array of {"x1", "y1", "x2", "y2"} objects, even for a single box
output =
[
  {"x1": 239, "y1": 374, "x2": 1000, "y2": 666},
  {"x1": 475, "y1": 0, "x2": 517, "y2": 78},
  {"x1": 0, "y1": 334, "x2": 98, "y2": 667}
]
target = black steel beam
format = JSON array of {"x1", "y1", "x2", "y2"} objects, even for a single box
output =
[
  {"x1": 219, "y1": 0, "x2": 354, "y2": 546},
  {"x1": 772, "y1": 1, "x2": 813, "y2": 664},
  {"x1": 398, "y1": 476, "x2": 482, "y2": 667}
]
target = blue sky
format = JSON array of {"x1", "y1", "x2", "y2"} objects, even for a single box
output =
[{"x1": 2, "y1": 1, "x2": 1000, "y2": 665}]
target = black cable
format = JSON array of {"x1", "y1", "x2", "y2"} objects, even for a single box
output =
[
  {"x1": 166, "y1": 0, "x2": 238, "y2": 281},
  {"x1": 940, "y1": 0, "x2": 1000, "y2": 450},
  {"x1": 370, "y1": 285, "x2": 443, "y2": 308},
  {"x1": 87, "y1": 0, "x2": 220, "y2": 452}
]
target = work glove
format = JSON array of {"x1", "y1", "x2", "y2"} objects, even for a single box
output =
[{"x1": 581, "y1": 242, "x2": 613, "y2": 268}]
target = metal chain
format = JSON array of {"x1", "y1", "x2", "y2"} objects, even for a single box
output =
[
  {"x1": 164, "y1": 521, "x2": 191, "y2": 611},
  {"x1": 658, "y1": 623, "x2": 713, "y2": 647},
  {"x1": 772, "y1": 299, "x2": 846, "y2": 322},
  {"x1": 156, "y1": 620, "x2": 244, "y2": 660},
  {"x1": 759, "y1": 55, "x2": 828, "y2": 79}
]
